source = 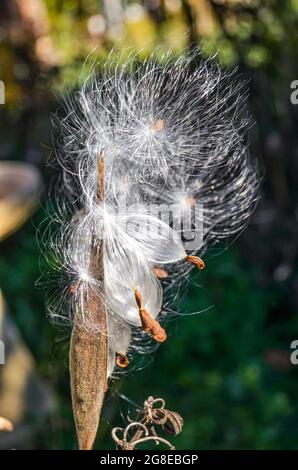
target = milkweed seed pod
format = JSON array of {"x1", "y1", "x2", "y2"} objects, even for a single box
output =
[{"x1": 48, "y1": 51, "x2": 259, "y2": 449}]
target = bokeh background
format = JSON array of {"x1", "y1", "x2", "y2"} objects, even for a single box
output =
[{"x1": 0, "y1": 0, "x2": 298, "y2": 450}]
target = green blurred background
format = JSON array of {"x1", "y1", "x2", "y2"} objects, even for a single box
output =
[{"x1": 0, "y1": 0, "x2": 298, "y2": 450}]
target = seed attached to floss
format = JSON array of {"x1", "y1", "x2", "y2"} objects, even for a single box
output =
[
  {"x1": 70, "y1": 282, "x2": 80, "y2": 294},
  {"x1": 134, "y1": 288, "x2": 167, "y2": 343},
  {"x1": 184, "y1": 196, "x2": 196, "y2": 208},
  {"x1": 149, "y1": 320, "x2": 167, "y2": 343},
  {"x1": 186, "y1": 255, "x2": 205, "y2": 270},
  {"x1": 151, "y1": 119, "x2": 164, "y2": 132},
  {"x1": 152, "y1": 267, "x2": 169, "y2": 279},
  {"x1": 116, "y1": 354, "x2": 129, "y2": 368}
]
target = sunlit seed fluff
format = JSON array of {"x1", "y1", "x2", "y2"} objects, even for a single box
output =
[{"x1": 48, "y1": 50, "x2": 259, "y2": 378}]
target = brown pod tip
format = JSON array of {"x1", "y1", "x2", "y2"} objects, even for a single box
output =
[{"x1": 186, "y1": 255, "x2": 205, "y2": 270}]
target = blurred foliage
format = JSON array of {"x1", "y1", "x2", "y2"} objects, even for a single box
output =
[{"x1": 1, "y1": 0, "x2": 298, "y2": 450}]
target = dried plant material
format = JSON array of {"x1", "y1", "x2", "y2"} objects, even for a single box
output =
[
  {"x1": 46, "y1": 50, "x2": 259, "y2": 449},
  {"x1": 0, "y1": 417, "x2": 13, "y2": 432},
  {"x1": 139, "y1": 397, "x2": 184, "y2": 436},
  {"x1": 112, "y1": 396, "x2": 183, "y2": 450},
  {"x1": 134, "y1": 396, "x2": 184, "y2": 437},
  {"x1": 112, "y1": 423, "x2": 175, "y2": 450}
]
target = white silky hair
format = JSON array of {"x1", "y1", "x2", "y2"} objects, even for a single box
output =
[{"x1": 47, "y1": 50, "x2": 259, "y2": 378}]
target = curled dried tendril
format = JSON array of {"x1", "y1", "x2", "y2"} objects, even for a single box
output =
[{"x1": 112, "y1": 396, "x2": 183, "y2": 450}]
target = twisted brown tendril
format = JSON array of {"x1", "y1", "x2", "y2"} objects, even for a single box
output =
[{"x1": 112, "y1": 396, "x2": 184, "y2": 450}]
